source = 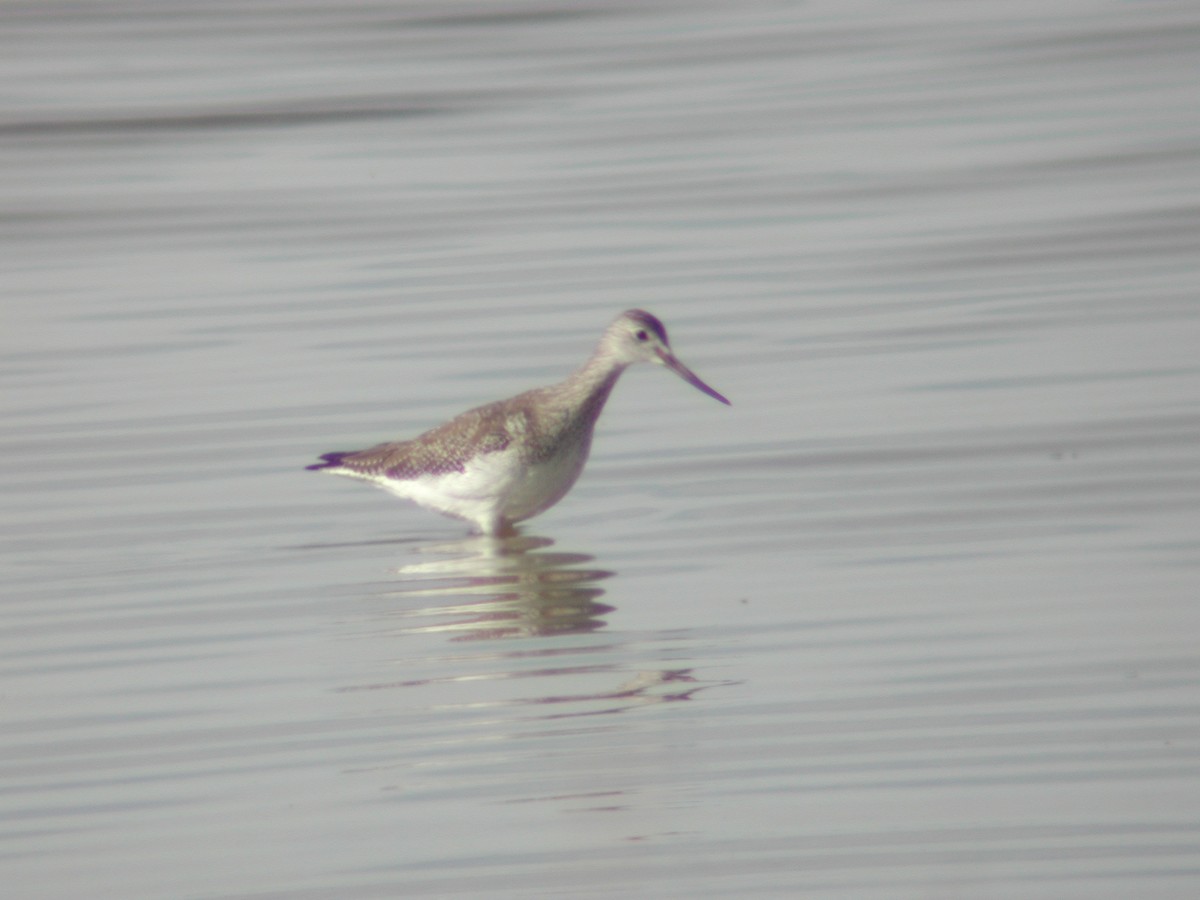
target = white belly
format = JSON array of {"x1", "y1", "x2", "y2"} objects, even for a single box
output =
[{"x1": 378, "y1": 439, "x2": 590, "y2": 532}]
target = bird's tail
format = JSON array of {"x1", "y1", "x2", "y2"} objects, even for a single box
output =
[{"x1": 306, "y1": 452, "x2": 352, "y2": 472}]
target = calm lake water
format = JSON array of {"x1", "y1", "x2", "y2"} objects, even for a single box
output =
[{"x1": 4, "y1": 1, "x2": 1200, "y2": 897}]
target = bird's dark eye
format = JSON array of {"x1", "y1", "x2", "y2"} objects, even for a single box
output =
[{"x1": 635, "y1": 330, "x2": 649, "y2": 342}]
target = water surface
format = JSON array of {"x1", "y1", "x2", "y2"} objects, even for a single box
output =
[{"x1": 3, "y1": 2, "x2": 1200, "y2": 897}]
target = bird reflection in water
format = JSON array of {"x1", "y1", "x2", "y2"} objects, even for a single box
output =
[
  {"x1": 381, "y1": 533, "x2": 615, "y2": 640},
  {"x1": 339, "y1": 534, "x2": 730, "y2": 716}
]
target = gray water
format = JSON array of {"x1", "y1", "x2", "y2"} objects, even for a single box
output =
[{"x1": 4, "y1": 2, "x2": 1200, "y2": 897}]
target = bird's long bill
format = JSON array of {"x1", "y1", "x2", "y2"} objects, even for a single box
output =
[{"x1": 658, "y1": 349, "x2": 731, "y2": 405}]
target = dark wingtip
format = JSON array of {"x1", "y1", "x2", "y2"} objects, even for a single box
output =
[{"x1": 306, "y1": 452, "x2": 350, "y2": 472}]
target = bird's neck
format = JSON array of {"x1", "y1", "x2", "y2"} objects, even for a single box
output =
[{"x1": 557, "y1": 350, "x2": 628, "y2": 421}]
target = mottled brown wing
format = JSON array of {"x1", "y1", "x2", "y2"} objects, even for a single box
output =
[{"x1": 307, "y1": 399, "x2": 515, "y2": 480}]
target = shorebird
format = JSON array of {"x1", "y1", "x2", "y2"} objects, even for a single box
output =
[{"x1": 307, "y1": 309, "x2": 730, "y2": 535}]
